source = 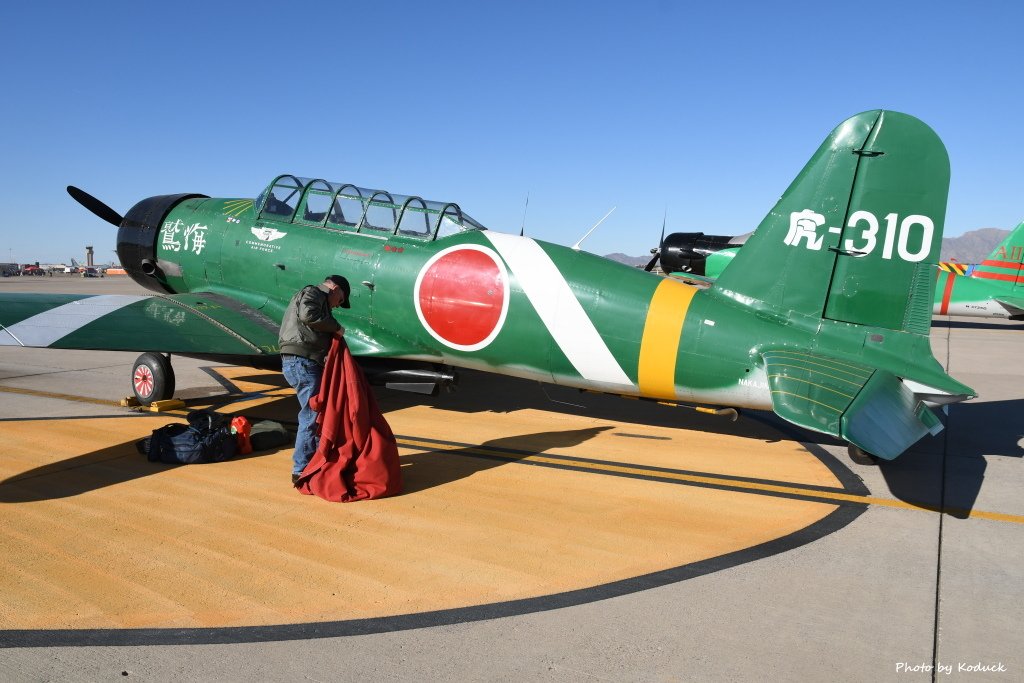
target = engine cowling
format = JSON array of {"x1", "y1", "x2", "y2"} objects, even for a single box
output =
[
  {"x1": 660, "y1": 232, "x2": 740, "y2": 275},
  {"x1": 117, "y1": 193, "x2": 207, "y2": 294}
]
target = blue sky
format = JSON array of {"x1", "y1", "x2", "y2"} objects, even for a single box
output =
[{"x1": 1, "y1": 0, "x2": 1022, "y2": 265}]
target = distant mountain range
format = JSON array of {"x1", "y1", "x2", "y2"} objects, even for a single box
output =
[
  {"x1": 939, "y1": 227, "x2": 1010, "y2": 263},
  {"x1": 603, "y1": 252, "x2": 651, "y2": 268},
  {"x1": 603, "y1": 227, "x2": 1011, "y2": 268}
]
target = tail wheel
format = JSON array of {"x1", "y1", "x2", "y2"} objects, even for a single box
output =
[
  {"x1": 132, "y1": 353, "x2": 175, "y2": 405},
  {"x1": 847, "y1": 444, "x2": 880, "y2": 466}
]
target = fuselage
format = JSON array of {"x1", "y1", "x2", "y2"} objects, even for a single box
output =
[
  {"x1": 114, "y1": 179, "x2": 966, "y2": 421},
  {"x1": 136, "y1": 195, "x2": 958, "y2": 414},
  {"x1": 147, "y1": 196, "x2": 800, "y2": 409}
]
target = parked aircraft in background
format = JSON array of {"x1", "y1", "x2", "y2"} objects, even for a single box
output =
[
  {"x1": 644, "y1": 232, "x2": 746, "y2": 280},
  {"x1": 933, "y1": 222, "x2": 1024, "y2": 319},
  {"x1": 0, "y1": 111, "x2": 975, "y2": 463},
  {"x1": 650, "y1": 217, "x2": 1023, "y2": 322}
]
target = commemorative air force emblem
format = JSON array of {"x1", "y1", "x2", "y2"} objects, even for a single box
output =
[{"x1": 251, "y1": 227, "x2": 288, "y2": 242}]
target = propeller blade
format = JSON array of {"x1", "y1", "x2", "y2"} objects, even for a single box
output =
[
  {"x1": 644, "y1": 210, "x2": 668, "y2": 272},
  {"x1": 67, "y1": 186, "x2": 123, "y2": 227},
  {"x1": 643, "y1": 252, "x2": 661, "y2": 272}
]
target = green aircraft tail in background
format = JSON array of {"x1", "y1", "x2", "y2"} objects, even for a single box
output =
[
  {"x1": 935, "y1": 220, "x2": 1024, "y2": 319},
  {"x1": 0, "y1": 110, "x2": 975, "y2": 463}
]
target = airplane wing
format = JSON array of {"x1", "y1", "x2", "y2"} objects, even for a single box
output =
[
  {"x1": 0, "y1": 292, "x2": 281, "y2": 356},
  {"x1": 994, "y1": 296, "x2": 1024, "y2": 318},
  {"x1": 762, "y1": 350, "x2": 943, "y2": 460}
]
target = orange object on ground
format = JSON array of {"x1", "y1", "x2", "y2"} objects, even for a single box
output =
[
  {"x1": 295, "y1": 337, "x2": 402, "y2": 502},
  {"x1": 231, "y1": 416, "x2": 252, "y2": 455}
]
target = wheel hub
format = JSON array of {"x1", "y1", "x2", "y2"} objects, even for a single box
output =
[{"x1": 133, "y1": 365, "x2": 154, "y2": 398}]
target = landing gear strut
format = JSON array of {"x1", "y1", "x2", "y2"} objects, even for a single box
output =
[
  {"x1": 847, "y1": 444, "x2": 879, "y2": 466},
  {"x1": 132, "y1": 353, "x2": 175, "y2": 405}
]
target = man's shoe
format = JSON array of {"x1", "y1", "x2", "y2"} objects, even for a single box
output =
[{"x1": 291, "y1": 473, "x2": 301, "y2": 485}]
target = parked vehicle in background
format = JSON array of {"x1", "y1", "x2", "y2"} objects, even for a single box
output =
[
  {"x1": 20, "y1": 265, "x2": 44, "y2": 276},
  {"x1": 82, "y1": 267, "x2": 101, "y2": 278},
  {"x1": 0, "y1": 263, "x2": 19, "y2": 277}
]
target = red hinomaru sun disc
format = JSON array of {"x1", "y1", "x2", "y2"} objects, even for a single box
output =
[{"x1": 414, "y1": 245, "x2": 510, "y2": 351}]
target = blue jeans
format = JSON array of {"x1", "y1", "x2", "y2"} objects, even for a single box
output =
[{"x1": 282, "y1": 355, "x2": 323, "y2": 476}]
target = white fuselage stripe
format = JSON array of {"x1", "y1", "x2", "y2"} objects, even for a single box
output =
[
  {"x1": 483, "y1": 232, "x2": 632, "y2": 387},
  {"x1": 0, "y1": 295, "x2": 150, "y2": 347}
]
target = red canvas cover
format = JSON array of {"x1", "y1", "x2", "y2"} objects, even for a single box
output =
[{"x1": 295, "y1": 338, "x2": 402, "y2": 502}]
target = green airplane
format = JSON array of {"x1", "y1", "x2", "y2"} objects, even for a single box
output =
[
  {"x1": 0, "y1": 110, "x2": 975, "y2": 463},
  {"x1": 934, "y1": 222, "x2": 1024, "y2": 319},
  {"x1": 653, "y1": 215, "x2": 1024, "y2": 321}
]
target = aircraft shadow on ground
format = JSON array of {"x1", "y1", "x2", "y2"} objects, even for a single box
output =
[
  {"x1": 877, "y1": 398, "x2": 1024, "y2": 519},
  {"x1": 375, "y1": 369, "x2": 1023, "y2": 518},
  {"x1": 0, "y1": 370, "x2": 622, "y2": 503},
  {"x1": 33, "y1": 364, "x2": 1012, "y2": 507},
  {"x1": 366, "y1": 368, "x2": 791, "y2": 446},
  {"x1": 399, "y1": 426, "x2": 612, "y2": 495},
  {"x1": 0, "y1": 396, "x2": 298, "y2": 504},
  {"x1": 234, "y1": 367, "x2": 864, "y2": 491}
]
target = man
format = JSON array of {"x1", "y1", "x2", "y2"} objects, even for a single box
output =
[{"x1": 279, "y1": 275, "x2": 350, "y2": 484}]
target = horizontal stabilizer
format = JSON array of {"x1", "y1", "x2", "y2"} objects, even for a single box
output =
[
  {"x1": 763, "y1": 350, "x2": 871, "y2": 435},
  {"x1": 841, "y1": 371, "x2": 942, "y2": 460},
  {"x1": 763, "y1": 349, "x2": 944, "y2": 460}
]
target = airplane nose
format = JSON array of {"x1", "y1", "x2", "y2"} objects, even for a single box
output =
[{"x1": 117, "y1": 193, "x2": 206, "y2": 293}]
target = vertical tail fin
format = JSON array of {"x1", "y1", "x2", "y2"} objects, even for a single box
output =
[
  {"x1": 713, "y1": 110, "x2": 948, "y2": 336},
  {"x1": 972, "y1": 221, "x2": 1024, "y2": 290}
]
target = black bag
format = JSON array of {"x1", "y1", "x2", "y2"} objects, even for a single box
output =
[
  {"x1": 143, "y1": 409, "x2": 238, "y2": 464},
  {"x1": 249, "y1": 420, "x2": 291, "y2": 451}
]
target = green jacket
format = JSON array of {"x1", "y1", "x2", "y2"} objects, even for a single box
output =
[{"x1": 278, "y1": 284, "x2": 341, "y2": 364}]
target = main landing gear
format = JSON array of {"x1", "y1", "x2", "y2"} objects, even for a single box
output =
[
  {"x1": 132, "y1": 352, "x2": 175, "y2": 405},
  {"x1": 847, "y1": 444, "x2": 880, "y2": 466}
]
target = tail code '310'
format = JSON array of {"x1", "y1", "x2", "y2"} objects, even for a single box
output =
[{"x1": 784, "y1": 209, "x2": 934, "y2": 262}]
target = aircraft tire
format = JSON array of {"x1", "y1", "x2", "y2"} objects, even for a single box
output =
[
  {"x1": 847, "y1": 444, "x2": 879, "y2": 466},
  {"x1": 132, "y1": 353, "x2": 175, "y2": 405}
]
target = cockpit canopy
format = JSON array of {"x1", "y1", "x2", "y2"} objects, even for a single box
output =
[{"x1": 255, "y1": 175, "x2": 487, "y2": 240}]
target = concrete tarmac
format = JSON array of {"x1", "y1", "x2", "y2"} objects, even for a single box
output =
[{"x1": 0, "y1": 275, "x2": 1021, "y2": 681}]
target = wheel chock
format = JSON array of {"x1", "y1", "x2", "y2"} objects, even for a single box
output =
[
  {"x1": 119, "y1": 396, "x2": 140, "y2": 407},
  {"x1": 146, "y1": 399, "x2": 186, "y2": 412}
]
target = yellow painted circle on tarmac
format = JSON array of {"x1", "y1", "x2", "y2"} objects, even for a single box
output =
[{"x1": 0, "y1": 369, "x2": 860, "y2": 642}]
